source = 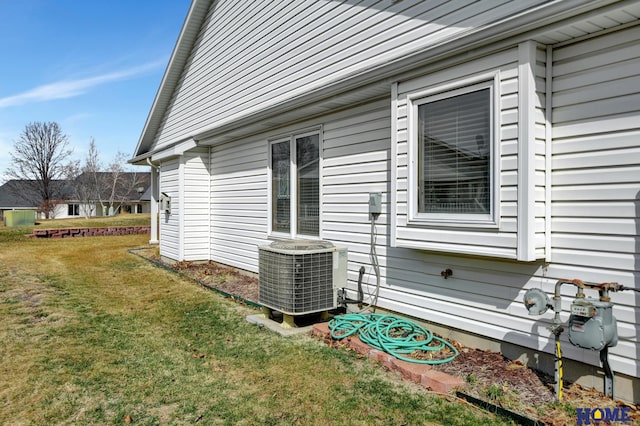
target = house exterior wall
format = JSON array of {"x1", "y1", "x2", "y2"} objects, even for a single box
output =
[
  {"x1": 146, "y1": 4, "x2": 640, "y2": 402},
  {"x1": 205, "y1": 99, "x2": 394, "y2": 274},
  {"x1": 160, "y1": 158, "x2": 180, "y2": 260},
  {"x1": 151, "y1": 0, "x2": 552, "y2": 151},
  {"x1": 138, "y1": 202, "x2": 151, "y2": 214},
  {"x1": 52, "y1": 203, "x2": 74, "y2": 219},
  {"x1": 210, "y1": 135, "x2": 268, "y2": 271},
  {"x1": 51, "y1": 203, "x2": 91, "y2": 219},
  {"x1": 183, "y1": 147, "x2": 210, "y2": 261},
  {"x1": 546, "y1": 25, "x2": 640, "y2": 379}
]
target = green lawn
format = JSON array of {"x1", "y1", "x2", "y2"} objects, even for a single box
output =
[{"x1": 0, "y1": 216, "x2": 514, "y2": 425}]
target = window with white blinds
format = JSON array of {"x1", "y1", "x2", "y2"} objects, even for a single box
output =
[
  {"x1": 412, "y1": 80, "x2": 495, "y2": 223},
  {"x1": 269, "y1": 131, "x2": 320, "y2": 237},
  {"x1": 419, "y1": 87, "x2": 490, "y2": 214}
]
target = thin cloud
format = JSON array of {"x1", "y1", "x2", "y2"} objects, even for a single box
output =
[{"x1": 0, "y1": 60, "x2": 165, "y2": 108}]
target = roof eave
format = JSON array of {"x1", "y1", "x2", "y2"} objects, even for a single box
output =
[{"x1": 132, "y1": 0, "x2": 213, "y2": 160}]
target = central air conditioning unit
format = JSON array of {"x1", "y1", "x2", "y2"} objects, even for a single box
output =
[{"x1": 258, "y1": 240, "x2": 347, "y2": 316}]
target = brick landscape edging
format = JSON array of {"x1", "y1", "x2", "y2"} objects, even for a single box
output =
[
  {"x1": 32, "y1": 226, "x2": 150, "y2": 238},
  {"x1": 312, "y1": 322, "x2": 464, "y2": 393}
]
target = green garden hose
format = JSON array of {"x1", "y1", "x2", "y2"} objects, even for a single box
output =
[{"x1": 328, "y1": 313, "x2": 458, "y2": 365}]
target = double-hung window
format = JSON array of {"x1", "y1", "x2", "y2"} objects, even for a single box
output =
[
  {"x1": 410, "y1": 78, "x2": 497, "y2": 226},
  {"x1": 269, "y1": 131, "x2": 320, "y2": 237},
  {"x1": 68, "y1": 203, "x2": 80, "y2": 216}
]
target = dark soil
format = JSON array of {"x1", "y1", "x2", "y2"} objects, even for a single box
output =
[
  {"x1": 172, "y1": 259, "x2": 259, "y2": 303},
  {"x1": 134, "y1": 249, "x2": 639, "y2": 425}
]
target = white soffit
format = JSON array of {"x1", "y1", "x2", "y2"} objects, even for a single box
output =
[{"x1": 534, "y1": 2, "x2": 640, "y2": 45}]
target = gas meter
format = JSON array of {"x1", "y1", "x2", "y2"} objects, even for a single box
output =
[
  {"x1": 522, "y1": 279, "x2": 629, "y2": 400},
  {"x1": 568, "y1": 298, "x2": 617, "y2": 351}
]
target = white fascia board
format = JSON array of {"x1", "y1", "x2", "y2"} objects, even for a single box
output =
[{"x1": 151, "y1": 139, "x2": 198, "y2": 162}]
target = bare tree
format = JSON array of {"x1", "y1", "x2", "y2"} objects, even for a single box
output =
[
  {"x1": 68, "y1": 138, "x2": 102, "y2": 218},
  {"x1": 6, "y1": 122, "x2": 74, "y2": 219},
  {"x1": 98, "y1": 152, "x2": 144, "y2": 216}
]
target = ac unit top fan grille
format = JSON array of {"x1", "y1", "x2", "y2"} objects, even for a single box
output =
[
  {"x1": 267, "y1": 239, "x2": 335, "y2": 253},
  {"x1": 258, "y1": 240, "x2": 346, "y2": 316}
]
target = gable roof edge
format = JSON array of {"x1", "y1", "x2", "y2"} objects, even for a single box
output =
[{"x1": 132, "y1": 0, "x2": 213, "y2": 160}]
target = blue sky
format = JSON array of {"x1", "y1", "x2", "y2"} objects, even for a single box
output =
[{"x1": 0, "y1": 0, "x2": 191, "y2": 182}]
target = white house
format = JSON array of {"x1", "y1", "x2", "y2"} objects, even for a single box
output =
[
  {"x1": 0, "y1": 173, "x2": 151, "y2": 220},
  {"x1": 131, "y1": 0, "x2": 640, "y2": 403}
]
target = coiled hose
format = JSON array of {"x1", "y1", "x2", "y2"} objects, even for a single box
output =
[{"x1": 328, "y1": 313, "x2": 459, "y2": 365}]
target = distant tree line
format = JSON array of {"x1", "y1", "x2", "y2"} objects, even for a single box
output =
[{"x1": 5, "y1": 121, "x2": 144, "y2": 219}]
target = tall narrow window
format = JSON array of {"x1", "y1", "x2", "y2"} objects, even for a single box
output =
[
  {"x1": 269, "y1": 131, "x2": 320, "y2": 237},
  {"x1": 271, "y1": 141, "x2": 290, "y2": 233},
  {"x1": 418, "y1": 85, "x2": 491, "y2": 216}
]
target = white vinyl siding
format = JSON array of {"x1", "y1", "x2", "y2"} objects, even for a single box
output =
[
  {"x1": 394, "y1": 46, "x2": 547, "y2": 260},
  {"x1": 322, "y1": 99, "x2": 391, "y2": 308},
  {"x1": 140, "y1": 1, "x2": 640, "y2": 399},
  {"x1": 314, "y1": 97, "x2": 617, "y2": 379},
  {"x1": 210, "y1": 137, "x2": 268, "y2": 273},
  {"x1": 182, "y1": 147, "x2": 210, "y2": 261},
  {"x1": 159, "y1": 158, "x2": 180, "y2": 260},
  {"x1": 548, "y1": 25, "x2": 640, "y2": 377},
  {"x1": 205, "y1": 100, "x2": 394, "y2": 273},
  {"x1": 151, "y1": 0, "x2": 549, "y2": 151},
  {"x1": 194, "y1": 49, "x2": 636, "y2": 381}
]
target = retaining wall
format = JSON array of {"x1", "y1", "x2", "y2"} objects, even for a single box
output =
[{"x1": 32, "y1": 226, "x2": 150, "y2": 238}]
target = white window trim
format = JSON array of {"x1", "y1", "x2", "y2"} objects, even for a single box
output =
[
  {"x1": 267, "y1": 127, "x2": 323, "y2": 240},
  {"x1": 406, "y1": 71, "x2": 501, "y2": 229}
]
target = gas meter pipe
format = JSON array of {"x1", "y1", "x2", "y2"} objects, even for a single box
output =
[
  {"x1": 551, "y1": 279, "x2": 625, "y2": 400},
  {"x1": 526, "y1": 279, "x2": 636, "y2": 400},
  {"x1": 555, "y1": 339, "x2": 563, "y2": 400}
]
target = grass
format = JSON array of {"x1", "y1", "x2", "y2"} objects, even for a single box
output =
[{"x1": 0, "y1": 215, "x2": 516, "y2": 425}]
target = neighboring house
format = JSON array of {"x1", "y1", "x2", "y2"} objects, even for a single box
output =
[
  {"x1": 0, "y1": 179, "x2": 70, "y2": 220},
  {"x1": 0, "y1": 180, "x2": 40, "y2": 221},
  {"x1": 79, "y1": 172, "x2": 152, "y2": 217},
  {"x1": 0, "y1": 173, "x2": 151, "y2": 220},
  {"x1": 130, "y1": 0, "x2": 640, "y2": 402}
]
